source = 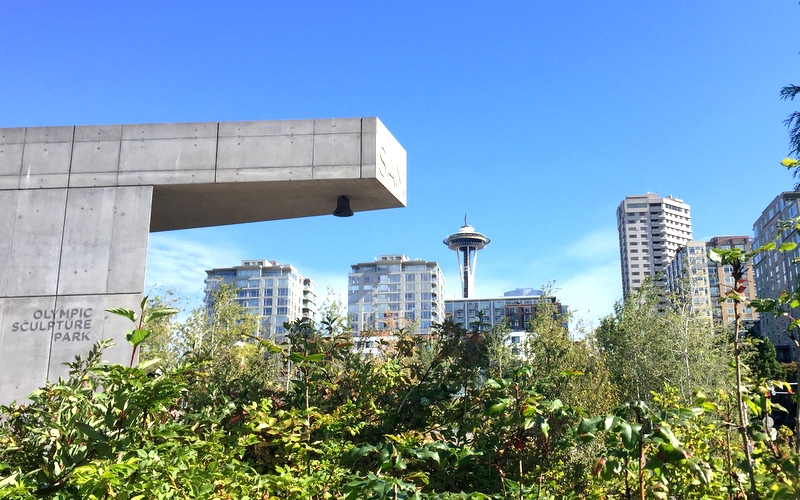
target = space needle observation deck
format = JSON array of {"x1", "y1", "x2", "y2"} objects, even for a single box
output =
[{"x1": 443, "y1": 217, "x2": 490, "y2": 299}]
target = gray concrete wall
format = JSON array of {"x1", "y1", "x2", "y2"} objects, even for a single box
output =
[{"x1": 0, "y1": 118, "x2": 406, "y2": 403}]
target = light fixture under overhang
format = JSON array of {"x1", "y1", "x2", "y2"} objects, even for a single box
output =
[{"x1": 332, "y1": 196, "x2": 354, "y2": 217}]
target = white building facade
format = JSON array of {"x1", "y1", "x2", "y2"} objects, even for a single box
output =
[
  {"x1": 617, "y1": 193, "x2": 693, "y2": 296},
  {"x1": 348, "y1": 254, "x2": 445, "y2": 335},
  {"x1": 205, "y1": 259, "x2": 316, "y2": 341},
  {"x1": 665, "y1": 237, "x2": 757, "y2": 325}
]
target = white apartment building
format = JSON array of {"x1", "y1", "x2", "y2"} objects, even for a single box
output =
[
  {"x1": 753, "y1": 191, "x2": 800, "y2": 360},
  {"x1": 665, "y1": 241, "x2": 713, "y2": 320},
  {"x1": 348, "y1": 254, "x2": 445, "y2": 335},
  {"x1": 666, "y1": 237, "x2": 757, "y2": 325},
  {"x1": 617, "y1": 193, "x2": 693, "y2": 296},
  {"x1": 205, "y1": 259, "x2": 317, "y2": 341}
]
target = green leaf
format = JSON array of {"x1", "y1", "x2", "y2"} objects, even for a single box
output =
[
  {"x1": 346, "y1": 444, "x2": 377, "y2": 460},
  {"x1": 618, "y1": 421, "x2": 641, "y2": 450},
  {"x1": 779, "y1": 242, "x2": 798, "y2": 252},
  {"x1": 663, "y1": 445, "x2": 690, "y2": 462},
  {"x1": 523, "y1": 416, "x2": 536, "y2": 431},
  {"x1": 601, "y1": 415, "x2": 616, "y2": 431},
  {"x1": 655, "y1": 426, "x2": 680, "y2": 447},
  {"x1": 263, "y1": 341, "x2": 284, "y2": 353},
  {"x1": 76, "y1": 422, "x2": 107, "y2": 442},
  {"x1": 708, "y1": 250, "x2": 722, "y2": 263},
  {"x1": 136, "y1": 358, "x2": 161, "y2": 371},
  {"x1": 751, "y1": 431, "x2": 770, "y2": 442},
  {"x1": 484, "y1": 378, "x2": 502, "y2": 389},
  {"x1": 126, "y1": 328, "x2": 151, "y2": 347},
  {"x1": 487, "y1": 399, "x2": 510, "y2": 415},
  {"x1": 413, "y1": 449, "x2": 441, "y2": 463},
  {"x1": 304, "y1": 353, "x2": 325, "y2": 363},
  {"x1": 154, "y1": 429, "x2": 180, "y2": 439},
  {"x1": 106, "y1": 307, "x2": 137, "y2": 323},
  {"x1": 539, "y1": 419, "x2": 550, "y2": 438},
  {"x1": 0, "y1": 472, "x2": 19, "y2": 489},
  {"x1": 577, "y1": 416, "x2": 602, "y2": 435},
  {"x1": 143, "y1": 308, "x2": 179, "y2": 324}
]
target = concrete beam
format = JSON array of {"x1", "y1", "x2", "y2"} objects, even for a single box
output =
[{"x1": 0, "y1": 117, "x2": 406, "y2": 402}]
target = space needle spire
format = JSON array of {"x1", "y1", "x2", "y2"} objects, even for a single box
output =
[{"x1": 443, "y1": 215, "x2": 490, "y2": 298}]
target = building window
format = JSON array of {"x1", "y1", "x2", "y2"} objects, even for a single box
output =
[{"x1": 405, "y1": 274, "x2": 416, "y2": 282}]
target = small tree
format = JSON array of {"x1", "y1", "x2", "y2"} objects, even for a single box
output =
[{"x1": 596, "y1": 281, "x2": 731, "y2": 405}]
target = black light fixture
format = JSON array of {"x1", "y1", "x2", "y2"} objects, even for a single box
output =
[{"x1": 332, "y1": 196, "x2": 354, "y2": 217}]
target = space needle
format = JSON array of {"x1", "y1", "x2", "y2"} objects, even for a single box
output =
[{"x1": 443, "y1": 216, "x2": 490, "y2": 298}]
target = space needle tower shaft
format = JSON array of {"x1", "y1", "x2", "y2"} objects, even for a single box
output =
[{"x1": 443, "y1": 216, "x2": 490, "y2": 299}]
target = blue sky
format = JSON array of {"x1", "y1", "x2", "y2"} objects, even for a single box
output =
[{"x1": 2, "y1": 1, "x2": 799, "y2": 325}]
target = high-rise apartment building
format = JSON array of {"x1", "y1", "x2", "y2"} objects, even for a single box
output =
[
  {"x1": 205, "y1": 259, "x2": 317, "y2": 341},
  {"x1": 665, "y1": 241, "x2": 713, "y2": 319},
  {"x1": 753, "y1": 191, "x2": 800, "y2": 360},
  {"x1": 617, "y1": 193, "x2": 693, "y2": 296},
  {"x1": 347, "y1": 254, "x2": 445, "y2": 335},
  {"x1": 666, "y1": 237, "x2": 758, "y2": 325}
]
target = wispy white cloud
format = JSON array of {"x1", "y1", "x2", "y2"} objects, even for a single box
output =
[
  {"x1": 556, "y1": 228, "x2": 622, "y2": 324},
  {"x1": 145, "y1": 233, "x2": 243, "y2": 305},
  {"x1": 563, "y1": 229, "x2": 620, "y2": 262},
  {"x1": 557, "y1": 260, "x2": 621, "y2": 325}
]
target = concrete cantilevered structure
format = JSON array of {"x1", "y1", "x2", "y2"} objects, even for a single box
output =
[{"x1": 0, "y1": 117, "x2": 406, "y2": 402}]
